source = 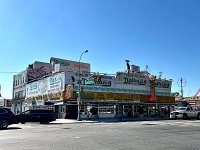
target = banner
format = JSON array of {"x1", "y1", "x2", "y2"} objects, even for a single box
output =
[
  {"x1": 26, "y1": 72, "x2": 65, "y2": 98},
  {"x1": 79, "y1": 92, "x2": 141, "y2": 101}
]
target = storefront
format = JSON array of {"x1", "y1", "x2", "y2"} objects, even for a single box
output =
[{"x1": 24, "y1": 71, "x2": 175, "y2": 120}]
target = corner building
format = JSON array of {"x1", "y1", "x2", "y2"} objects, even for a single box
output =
[{"x1": 25, "y1": 70, "x2": 175, "y2": 119}]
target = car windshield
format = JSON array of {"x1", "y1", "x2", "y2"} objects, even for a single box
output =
[{"x1": 176, "y1": 107, "x2": 187, "y2": 111}]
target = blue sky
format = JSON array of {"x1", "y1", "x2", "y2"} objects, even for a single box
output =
[{"x1": 0, "y1": 0, "x2": 200, "y2": 98}]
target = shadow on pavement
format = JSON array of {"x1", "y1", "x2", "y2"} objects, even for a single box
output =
[
  {"x1": 48, "y1": 123, "x2": 65, "y2": 125},
  {"x1": 0, "y1": 127, "x2": 22, "y2": 131}
]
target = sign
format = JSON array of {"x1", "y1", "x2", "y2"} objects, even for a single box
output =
[
  {"x1": 80, "y1": 92, "x2": 141, "y2": 101},
  {"x1": 65, "y1": 72, "x2": 115, "y2": 87},
  {"x1": 50, "y1": 57, "x2": 90, "y2": 73},
  {"x1": 27, "y1": 65, "x2": 52, "y2": 82},
  {"x1": 155, "y1": 79, "x2": 172, "y2": 95},
  {"x1": 25, "y1": 92, "x2": 65, "y2": 102},
  {"x1": 65, "y1": 85, "x2": 73, "y2": 100},
  {"x1": 26, "y1": 72, "x2": 65, "y2": 98},
  {"x1": 116, "y1": 72, "x2": 149, "y2": 86},
  {"x1": 54, "y1": 64, "x2": 60, "y2": 73},
  {"x1": 83, "y1": 74, "x2": 115, "y2": 87}
]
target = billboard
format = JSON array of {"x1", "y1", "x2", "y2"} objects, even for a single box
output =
[
  {"x1": 26, "y1": 72, "x2": 65, "y2": 98},
  {"x1": 27, "y1": 64, "x2": 52, "y2": 82},
  {"x1": 50, "y1": 57, "x2": 90, "y2": 73}
]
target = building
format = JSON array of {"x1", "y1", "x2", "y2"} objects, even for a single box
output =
[
  {"x1": 24, "y1": 69, "x2": 175, "y2": 119},
  {"x1": 12, "y1": 61, "x2": 52, "y2": 114},
  {"x1": 12, "y1": 57, "x2": 91, "y2": 114},
  {"x1": 0, "y1": 97, "x2": 12, "y2": 108}
]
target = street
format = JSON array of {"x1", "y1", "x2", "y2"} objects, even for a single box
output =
[{"x1": 1, "y1": 120, "x2": 200, "y2": 150}]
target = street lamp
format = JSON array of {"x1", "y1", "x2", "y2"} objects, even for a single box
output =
[{"x1": 77, "y1": 50, "x2": 88, "y2": 121}]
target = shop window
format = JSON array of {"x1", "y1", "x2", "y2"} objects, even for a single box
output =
[{"x1": 98, "y1": 106, "x2": 114, "y2": 114}]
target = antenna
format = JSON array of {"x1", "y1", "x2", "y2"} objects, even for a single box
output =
[
  {"x1": 144, "y1": 65, "x2": 150, "y2": 75},
  {"x1": 177, "y1": 77, "x2": 187, "y2": 98},
  {"x1": 158, "y1": 71, "x2": 163, "y2": 79}
]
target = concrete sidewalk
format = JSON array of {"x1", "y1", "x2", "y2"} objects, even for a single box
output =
[
  {"x1": 50, "y1": 119, "x2": 97, "y2": 124},
  {"x1": 50, "y1": 116, "x2": 171, "y2": 124}
]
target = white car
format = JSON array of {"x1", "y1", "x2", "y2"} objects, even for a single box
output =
[{"x1": 170, "y1": 107, "x2": 200, "y2": 119}]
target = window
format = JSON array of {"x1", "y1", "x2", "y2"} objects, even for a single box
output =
[
  {"x1": 98, "y1": 106, "x2": 114, "y2": 114},
  {"x1": 186, "y1": 107, "x2": 190, "y2": 111},
  {"x1": 24, "y1": 110, "x2": 30, "y2": 115}
]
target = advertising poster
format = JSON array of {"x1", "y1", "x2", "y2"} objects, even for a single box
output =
[{"x1": 26, "y1": 72, "x2": 65, "y2": 98}]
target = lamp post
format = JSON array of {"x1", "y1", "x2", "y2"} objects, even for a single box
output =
[{"x1": 77, "y1": 50, "x2": 88, "y2": 121}]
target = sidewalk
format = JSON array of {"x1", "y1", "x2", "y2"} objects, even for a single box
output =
[
  {"x1": 50, "y1": 119, "x2": 97, "y2": 124},
  {"x1": 50, "y1": 116, "x2": 171, "y2": 124}
]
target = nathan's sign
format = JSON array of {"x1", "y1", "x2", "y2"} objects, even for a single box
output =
[
  {"x1": 154, "y1": 80, "x2": 171, "y2": 88},
  {"x1": 65, "y1": 72, "x2": 115, "y2": 87},
  {"x1": 116, "y1": 72, "x2": 149, "y2": 86},
  {"x1": 83, "y1": 74, "x2": 115, "y2": 87},
  {"x1": 123, "y1": 77, "x2": 147, "y2": 85}
]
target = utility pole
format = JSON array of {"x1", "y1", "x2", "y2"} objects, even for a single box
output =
[
  {"x1": 77, "y1": 50, "x2": 88, "y2": 121},
  {"x1": 177, "y1": 78, "x2": 187, "y2": 98}
]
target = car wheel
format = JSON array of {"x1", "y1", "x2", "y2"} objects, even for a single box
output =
[
  {"x1": 45, "y1": 121, "x2": 50, "y2": 124},
  {"x1": 0, "y1": 120, "x2": 9, "y2": 129},
  {"x1": 183, "y1": 114, "x2": 187, "y2": 120},
  {"x1": 197, "y1": 114, "x2": 200, "y2": 120},
  {"x1": 21, "y1": 121, "x2": 25, "y2": 124}
]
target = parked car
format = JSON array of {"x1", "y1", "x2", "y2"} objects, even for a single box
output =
[
  {"x1": 170, "y1": 107, "x2": 200, "y2": 119},
  {"x1": 0, "y1": 108, "x2": 17, "y2": 129},
  {"x1": 16, "y1": 109, "x2": 56, "y2": 124}
]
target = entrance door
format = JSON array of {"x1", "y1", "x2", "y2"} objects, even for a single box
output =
[{"x1": 65, "y1": 105, "x2": 78, "y2": 119}]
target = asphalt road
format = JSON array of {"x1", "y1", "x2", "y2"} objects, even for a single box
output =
[{"x1": 1, "y1": 120, "x2": 200, "y2": 150}]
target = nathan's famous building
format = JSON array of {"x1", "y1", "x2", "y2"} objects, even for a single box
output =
[{"x1": 25, "y1": 61, "x2": 175, "y2": 119}]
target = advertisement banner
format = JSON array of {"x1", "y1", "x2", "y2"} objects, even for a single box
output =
[
  {"x1": 79, "y1": 92, "x2": 141, "y2": 101},
  {"x1": 65, "y1": 85, "x2": 73, "y2": 100},
  {"x1": 26, "y1": 72, "x2": 65, "y2": 98}
]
